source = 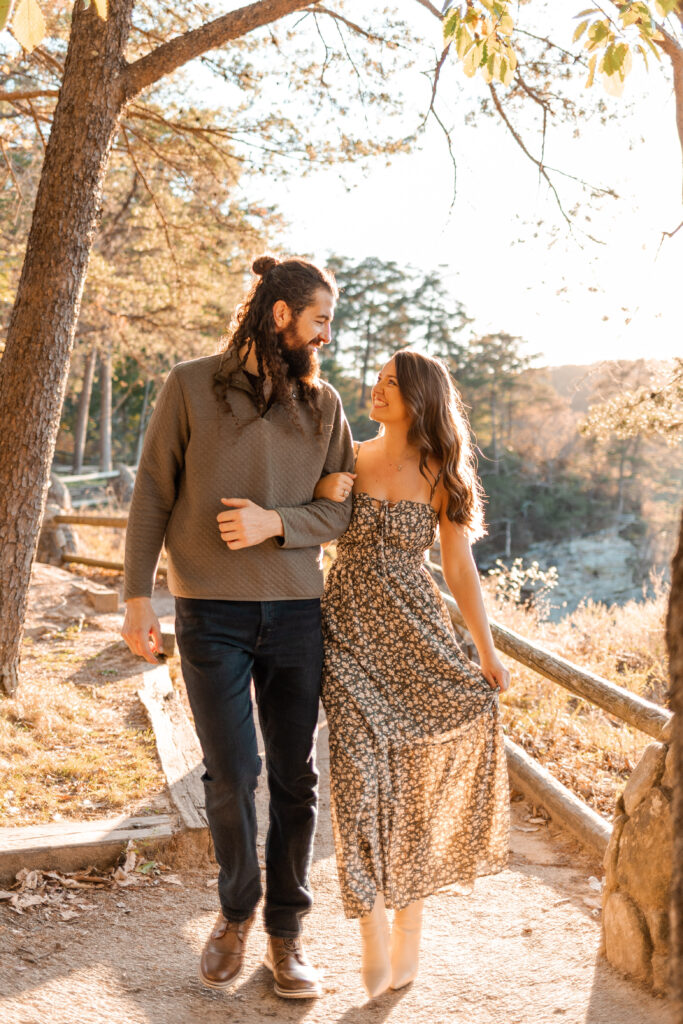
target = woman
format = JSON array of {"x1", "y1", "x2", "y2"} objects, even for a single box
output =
[{"x1": 313, "y1": 349, "x2": 510, "y2": 999}]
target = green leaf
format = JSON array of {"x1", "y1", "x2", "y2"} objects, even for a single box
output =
[
  {"x1": 11, "y1": 0, "x2": 46, "y2": 52},
  {"x1": 655, "y1": 0, "x2": 678, "y2": 15},
  {"x1": 443, "y1": 9, "x2": 459, "y2": 42},
  {"x1": 0, "y1": 0, "x2": 15, "y2": 32},
  {"x1": 602, "y1": 69, "x2": 625, "y2": 97},
  {"x1": 456, "y1": 24, "x2": 472, "y2": 59},
  {"x1": 573, "y1": 20, "x2": 589, "y2": 42},
  {"x1": 635, "y1": 42, "x2": 650, "y2": 70}
]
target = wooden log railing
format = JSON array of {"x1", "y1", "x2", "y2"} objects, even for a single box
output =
[
  {"x1": 426, "y1": 558, "x2": 674, "y2": 856},
  {"x1": 52, "y1": 513, "x2": 169, "y2": 574},
  {"x1": 427, "y1": 558, "x2": 673, "y2": 744}
]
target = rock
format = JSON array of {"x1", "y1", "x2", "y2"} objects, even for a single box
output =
[
  {"x1": 525, "y1": 527, "x2": 643, "y2": 618},
  {"x1": 85, "y1": 586, "x2": 119, "y2": 614},
  {"x1": 617, "y1": 787, "x2": 672, "y2": 910},
  {"x1": 112, "y1": 464, "x2": 135, "y2": 504},
  {"x1": 651, "y1": 951, "x2": 671, "y2": 995},
  {"x1": 161, "y1": 629, "x2": 176, "y2": 658},
  {"x1": 661, "y1": 744, "x2": 674, "y2": 791},
  {"x1": 644, "y1": 907, "x2": 670, "y2": 953},
  {"x1": 622, "y1": 742, "x2": 667, "y2": 816},
  {"x1": 37, "y1": 502, "x2": 78, "y2": 566},
  {"x1": 48, "y1": 473, "x2": 72, "y2": 510},
  {"x1": 603, "y1": 814, "x2": 627, "y2": 896},
  {"x1": 603, "y1": 891, "x2": 652, "y2": 984}
]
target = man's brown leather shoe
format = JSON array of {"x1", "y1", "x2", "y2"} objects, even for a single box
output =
[
  {"x1": 264, "y1": 936, "x2": 322, "y2": 999},
  {"x1": 199, "y1": 911, "x2": 255, "y2": 990}
]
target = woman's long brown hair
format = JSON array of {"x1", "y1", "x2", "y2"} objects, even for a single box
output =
[{"x1": 393, "y1": 349, "x2": 486, "y2": 540}]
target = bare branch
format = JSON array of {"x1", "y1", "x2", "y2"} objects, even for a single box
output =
[
  {"x1": 26, "y1": 98, "x2": 47, "y2": 150},
  {"x1": 121, "y1": 128, "x2": 180, "y2": 285},
  {"x1": 0, "y1": 136, "x2": 23, "y2": 200},
  {"x1": 124, "y1": 0, "x2": 320, "y2": 100},
  {"x1": 314, "y1": 6, "x2": 386, "y2": 44},
  {"x1": 488, "y1": 83, "x2": 587, "y2": 239},
  {"x1": 658, "y1": 216, "x2": 683, "y2": 252},
  {"x1": 411, "y1": 0, "x2": 442, "y2": 18},
  {"x1": 655, "y1": 25, "x2": 683, "y2": 194},
  {"x1": 0, "y1": 89, "x2": 59, "y2": 102},
  {"x1": 419, "y1": 42, "x2": 451, "y2": 130}
]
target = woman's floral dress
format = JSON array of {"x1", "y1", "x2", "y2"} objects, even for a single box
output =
[{"x1": 321, "y1": 488, "x2": 509, "y2": 919}]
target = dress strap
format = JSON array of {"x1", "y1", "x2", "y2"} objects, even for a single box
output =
[{"x1": 352, "y1": 440, "x2": 361, "y2": 470}]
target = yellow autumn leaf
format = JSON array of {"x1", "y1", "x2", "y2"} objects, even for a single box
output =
[
  {"x1": 586, "y1": 52, "x2": 597, "y2": 88},
  {"x1": 602, "y1": 70, "x2": 625, "y2": 97},
  {"x1": 92, "y1": 0, "x2": 107, "y2": 19},
  {"x1": 11, "y1": 0, "x2": 46, "y2": 52}
]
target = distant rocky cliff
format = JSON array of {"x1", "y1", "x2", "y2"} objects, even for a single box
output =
[{"x1": 526, "y1": 524, "x2": 652, "y2": 618}]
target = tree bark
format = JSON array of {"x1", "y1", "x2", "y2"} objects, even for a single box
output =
[
  {"x1": 667, "y1": 508, "x2": 683, "y2": 1015},
  {"x1": 99, "y1": 345, "x2": 113, "y2": 473},
  {"x1": 658, "y1": 28, "x2": 683, "y2": 199},
  {"x1": 72, "y1": 346, "x2": 97, "y2": 473},
  {"x1": 134, "y1": 377, "x2": 151, "y2": 466},
  {"x1": 0, "y1": 0, "x2": 133, "y2": 695}
]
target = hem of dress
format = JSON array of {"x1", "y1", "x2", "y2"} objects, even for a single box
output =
[{"x1": 341, "y1": 853, "x2": 510, "y2": 920}]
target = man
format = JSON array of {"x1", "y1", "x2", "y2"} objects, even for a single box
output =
[{"x1": 121, "y1": 255, "x2": 353, "y2": 999}]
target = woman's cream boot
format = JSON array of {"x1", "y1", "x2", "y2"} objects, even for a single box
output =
[
  {"x1": 390, "y1": 899, "x2": 423, "y2": 990},
  {"x1": 358, "y1": 892, "x2": 391, "y2": 998}
]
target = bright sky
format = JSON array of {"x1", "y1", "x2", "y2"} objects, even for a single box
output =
[{"x1": 252, "y1": 4, "x2": 683, "y2": 369}]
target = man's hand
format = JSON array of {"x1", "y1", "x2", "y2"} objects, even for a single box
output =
[
  {"x1": 121, "y1": 597, "x2": 163, "y2": 665},
  {"x1": 217, "y1": 498, "x2": 284, "y2": 550}
]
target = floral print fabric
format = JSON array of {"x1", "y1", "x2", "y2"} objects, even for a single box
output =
[{"x1": 321, "y1": 492, "x2": 510, "y2": 919}]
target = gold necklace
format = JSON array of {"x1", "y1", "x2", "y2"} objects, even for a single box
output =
[{"x1": 387, "y1": 452, "x2": 417, "y2": 472}]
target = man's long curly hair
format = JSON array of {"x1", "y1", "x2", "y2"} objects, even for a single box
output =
[
  {"x1": 393, "y1": 349, "x2": 486, "y2": 541},
  {"x1": 214, "y1": 255, "x2": 337, "y2": 429}
]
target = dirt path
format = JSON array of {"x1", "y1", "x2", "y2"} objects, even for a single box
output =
[{"x1": 0, "y1": 714, "x2": 674, "y2": 1024}]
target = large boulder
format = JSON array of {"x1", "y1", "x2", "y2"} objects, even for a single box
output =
[
  {"x1": 621, "y1": 742, "x2": 667, "y2": 816},
  {"x1": 603, "y1": 891, "x2": 652, "y2": 984},
  {"x1": 616, "y1": 786, "x2": 673, "y2": 911}
]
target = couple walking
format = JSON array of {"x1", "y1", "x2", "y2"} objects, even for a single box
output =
[{"x1": 121, "y1": 255, "x2": 510, "y2": 1001}]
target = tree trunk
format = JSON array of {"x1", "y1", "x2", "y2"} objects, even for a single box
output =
[
  {"x1": 0, "y1": 0, "x2": 133, "y2": 695},
  {"x1": 667, "y1": 508, "x2": 683, "y2": 1014},
  {"x1": 100, "y1": 344, "x2": 113, "y2": 473},
  {"x1": 491, "y1": 385, "x2": 499, "y2": 474},
  {"x1": 359, "y1": 314, "x2": 373, "y2": 407},
  {"x1": 72, "y1": 346, "x2": 97, "y2": 473},
  {"x1": 135, "y1": 377, "x2": 151, "y2": 466}
]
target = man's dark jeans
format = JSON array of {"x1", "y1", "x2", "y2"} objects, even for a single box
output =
[{"x1": 175, "y1": 597, "x2": 322, "y2": 937}]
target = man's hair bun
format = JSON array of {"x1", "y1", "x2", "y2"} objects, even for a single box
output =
[{"x1": 252, "y1": 255, "x2": 279, "y2": 277}]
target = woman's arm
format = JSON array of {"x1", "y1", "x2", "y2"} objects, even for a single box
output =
[{"x1": 438, "y1": 508, "x2": 510, "y2": 692}]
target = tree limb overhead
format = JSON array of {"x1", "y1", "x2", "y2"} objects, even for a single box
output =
[{"x1": 124, "y1": 0, "x2": 320, "y2": 100}]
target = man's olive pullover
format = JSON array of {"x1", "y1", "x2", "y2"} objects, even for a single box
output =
[{"x1": 123, "y1": 349, "x2": 353, "y2": 602}]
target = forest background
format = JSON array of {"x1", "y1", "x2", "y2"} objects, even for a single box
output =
[{"x1": 1, "y1": 0, "x2": 682, "y2": 598}]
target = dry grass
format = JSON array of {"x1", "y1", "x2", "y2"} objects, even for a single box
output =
[
  {"x1": 0, "y1": 612, "x2": 167, "y2": 827},
  {"x1": 487, "y1": 576, "x2": 670, "y2": 818}
]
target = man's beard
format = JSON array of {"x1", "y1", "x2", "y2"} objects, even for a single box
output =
[{"x1": 279, "y1": 330, "x2": 320, "y2": 383}]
